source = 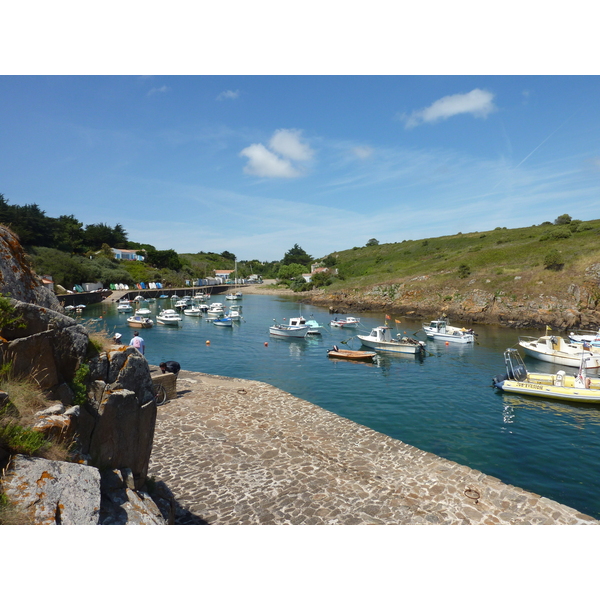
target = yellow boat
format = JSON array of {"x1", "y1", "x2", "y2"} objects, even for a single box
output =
[{"x1": 493, "y1": 348, "x2": 600, "y2": 404}]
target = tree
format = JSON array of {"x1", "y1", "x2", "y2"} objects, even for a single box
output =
[
  {"x1": 554, "y1": 214, "x2": 572, "y2": 225},
  {"x1": 366, "y1": 238, "x2": 379, "y2": 246},
  {"x1": 277, "y1": 263, "x2": 305, "y2": 281},
  {"x1": 281, "y1": 244, "x2": 312, "y2": 267},
  {"x1": 146, "y1": 248, "x2": 182, "y2": 271},
  {"x1": 221, "y1": 251, "x2": 236, "y2": 262}
]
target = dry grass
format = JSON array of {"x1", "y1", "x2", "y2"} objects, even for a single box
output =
[{"x1": 0, "y1": 376, "x2": 74, "y2": 463}]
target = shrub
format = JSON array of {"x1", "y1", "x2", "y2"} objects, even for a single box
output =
[
  {"x1": 544, "y1": 249, "x2": 563, "y2": 270},
  {"x1": 70, "y1": 364, "x2": 90, "y2": 406},
  {"x1": 0, "y1": 422, "x2": 49, "y2": 455},
  {"x1": 554, "y1": 214, "x2": 572, "y2": 225},
  {"x1": 457, "y1": 264, "x2": 471, "y2": 279}
]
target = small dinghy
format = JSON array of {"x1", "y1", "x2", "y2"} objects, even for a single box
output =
[{"x1": 327, "y1": 346, "x2": 377, "y2": 362}]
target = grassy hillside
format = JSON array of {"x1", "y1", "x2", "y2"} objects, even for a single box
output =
[{"x1": 322, "y1": 219, "x2": 600, "y2": 297}]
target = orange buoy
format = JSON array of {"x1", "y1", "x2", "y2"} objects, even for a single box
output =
[
  {"x1": 206, "y1": 340, "x2": 210, "y2": 345},
  {"x1": 264, "y1": 342, "x2": 268, "y2": 346},
  {"x1": 445, "y1": 341, "x2": 449, "y2": 346}
]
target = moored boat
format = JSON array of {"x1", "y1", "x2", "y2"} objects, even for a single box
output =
[
  {"x1": 422, "y1": 319, "x2": 475, "y2": 343},
  {"x1": 327, "y1": 346, "x2": 377, "y2": 362},
  {"x1": 357, "y1": 325, "x2": 426, "y2": 355},
  {"x1": 156, "y1": 309, "x2": 182, "y2": 326},
  {"x1": 289, "y1": 316, "x2": 324, "y2": 335},
  {"x1": 135, "y1": 307, "x2": 152, "y2": 317},
  {"x1": 568, "y1": 329, "x2": 600, "y2": 346},
  {"x1": 127, "y1": 315, "x2": 154, "y2": 328},
  {"x1": 330, "y1": 316, "x2": 360, "y2": 329},
  {"x1": 183, "y1": 306, "x2": 203, "y2": 317},
  {"x1": 117, "y1": 302, "x2": 133, "y2": 313},
  {"x1": 269, "y1": 321, "x2": 309, "y2": 338},
  {"x1": 213, "y1": 317, "x2": 233, "y2": 327},
  {"x1": 207, "y1": 303, "x2": 225, "y2": 317},
  {"x1": 518, "y1": 333, "x2": 600, "y2": 368},
  {"x1": 493, "y1": 348, "x2": 600, "y2": 404}
]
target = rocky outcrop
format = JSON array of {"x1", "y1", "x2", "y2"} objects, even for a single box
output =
[
  {"x1": 0, "y1": 224, "x2": 61, "y2": 311},
  {"x1": 2, "y1": 456, "x2": 167, "y2": 525},
  {"x1": 308, "y1": 277, "x2": 600, "y2": 331},
  {"x1": 0, "y1": 300, "x2": 89, "y2": 390}
]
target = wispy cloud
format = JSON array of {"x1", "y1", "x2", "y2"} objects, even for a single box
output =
[
  {"x1": 352, "y1": 145, "x2": 374, "y2": 159},
  {"x1": 240, "y1": 129, "x2": 314, "y2": 178},
  {"x1": 147, "y1": 85, "x2": 169, "y2": 96},
  {"x1": 402, "y1": 89, "x2": 497, "y2": 129},
  {"x1": 216, "y1": 89, "x2": 240, "y2": 101}
]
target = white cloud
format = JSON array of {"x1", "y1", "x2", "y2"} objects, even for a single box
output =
[
  {"x1": 240, "y1": 128, "x2": 313, "y2": 178},
  {"x1": 268, "y1": 129, "x2": 313, "y2": 161},
  {"x1": 239, "y1": 143, "x2": 300, "y2": 178},
  {"x1": 403, "y1": 88, "x2": 497, "y2": 129},
  {"x1": 352, "y1": 145, "x2": 374, "y2": 159},
  {"x1": 216, "y1": 89, "x2": 240, "y2": 101},
  {"x1": 147, "y1": 85, "x2": 169, "y2": 96}
]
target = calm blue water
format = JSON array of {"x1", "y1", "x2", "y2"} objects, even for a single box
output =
[{"x1": 82, "y1": 293, "x2": 600, "y2": 519}]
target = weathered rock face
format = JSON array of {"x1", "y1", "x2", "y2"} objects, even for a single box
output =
[
  {"x1": 2, "y1": 456, "x2": 167, "y2": 525},
  {"x1": 2, "y1": 455, "x2": 102, "y2": 524},
  {"x1": 0, "y1": 224, "x2": 62, "y2": 311},
  {"x1": 0, "y1": 300, "x2": 89, "y2": 390}
]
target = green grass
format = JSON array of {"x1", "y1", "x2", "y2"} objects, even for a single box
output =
[{"x1": 319, "y1": 219, "x2": 600, "y2": 298}]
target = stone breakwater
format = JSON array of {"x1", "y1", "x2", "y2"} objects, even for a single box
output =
[{"x1": 148, "y1": 370, "x2": 597, "y2": 525}]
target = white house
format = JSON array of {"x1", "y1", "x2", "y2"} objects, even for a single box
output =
[{"x1": 111, "y1": 248, "x2": 145, "y2": 261}]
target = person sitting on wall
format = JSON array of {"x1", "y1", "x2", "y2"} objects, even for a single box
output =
[{"x1": 160, "y1": 361, "x2": 181, "y2": 376}]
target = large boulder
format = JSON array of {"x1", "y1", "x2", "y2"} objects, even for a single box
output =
[
  {"x1": 0, "y1": 301, "x2": 90, "y2": 390},
  {"x1": 2, "y1": 454, "x2": 101, "y2": 524},
  {"x1": 0, "y1": 224, "x2": 62, "y2": 311}
]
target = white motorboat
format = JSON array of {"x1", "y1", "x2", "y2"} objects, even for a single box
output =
[
  {"x1": 135, "y1": 307, "x2": 152, "y2": 317},
  {"x1": 207, "y1": 303, "x2": 225, "y2": 317},
  {"x1": 174, "y1": 299, "x2": 189, "y2": 310},
  {"x1": 422, "y1": 319, "x2": 475, "y2": 343},
  {"x1": 225, "y1": 293, "x2": 237, "y2": 300},
  {"x1": 358, "y1": 325, "x2": 426, "y2": 355},
  {"x1": 213, "y1": 317, "x2": 233, "y2": 327},
  {"x1": 117, "y1": 302, "x2": 133, "y2": 313},
  {"x1": 127, "y1": 315, "x2": 154, "y2": 328},
  {"x1": 183, "y1": 306, "x2": 203, "y2": 317},
  {"x1": 330, "y1": 316, "x2": 360, "y2": 328},
  {"x1": 289, "y1": 316, "x2": 325, "y2": 335},
  {"x1": 269, "y1": 321, "x2": 309, "y2": 338},
  {"x1": 493, "y1": 348, "x2": 600, "y2": 404},
  {"x1": 568, "y1": 329, "x2": 600, "y2": 346},
  {"x1": 518, "y1": 333, "x2": 600, "y2": 368},
  {"x1": 156, "y1": 309, "x2": 183, "y2": 326},
  {"x1": 226, "y1": 310, "x2": 241, "y2": 321}
]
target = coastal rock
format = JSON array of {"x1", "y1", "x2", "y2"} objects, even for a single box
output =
[
  {"x1": 0, "y1": 301, "x2": 90, "y2": 391},
  {"x1": 0, "y1": 224, "x2": 62, "y2": 311},
  {"x1": 88, "y1": 387, "x2": 157, "y2": 488},
  {"x1": 99, "y1": 468, "x2": 167, "y2": 525},
  {"x1": 2, "y1": 454, "x2": 101, "y2": 525}
]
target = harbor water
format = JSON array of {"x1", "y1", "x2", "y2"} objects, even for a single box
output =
[{"x1": 82, "y1": 293, "x2": 600, "y2": 519}]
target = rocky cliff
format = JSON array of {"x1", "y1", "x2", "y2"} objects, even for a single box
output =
[
  {"x1": 307, "y1": 272, "x2": 600, "y2": 331},
  {"x1": 0, "y1": 226, "x2": 170, "y2": 524}
]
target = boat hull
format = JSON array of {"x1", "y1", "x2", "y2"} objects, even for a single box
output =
[
  {"x1": 497, "y1": 379, "x2": 600, "y2": 404},
  {"x1": 519, "y1": 344, "x2": 600, "y2": 368},
  {"x1": 327, "y1": 349, "x2": 376, "y2": 362},
  {"x1": 127, "y1": 317, "x2": 153, "y2": 328},
  {"x1": 358, "y1": 336, "x2": 424, "y2": 354},
  {"x1": 269, "y1": 325, "x2": 308, "y2": 338}
]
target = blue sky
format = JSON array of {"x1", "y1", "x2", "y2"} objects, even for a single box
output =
[{"x1": 1, "y1": 8, "x2": 599, "y2": 263}]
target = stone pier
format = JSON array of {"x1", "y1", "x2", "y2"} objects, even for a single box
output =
[{"x1": 148, "y1": 369, "x2": 598, "y2": 525}]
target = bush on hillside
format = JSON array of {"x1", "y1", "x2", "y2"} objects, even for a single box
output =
[{"x1": 544, "y1": 249, "x2": 563, "y2": 271}]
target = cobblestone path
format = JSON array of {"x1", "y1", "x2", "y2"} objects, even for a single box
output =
[{"x1": 148, "y1": 370, "x2": 598, "y2": 525}]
